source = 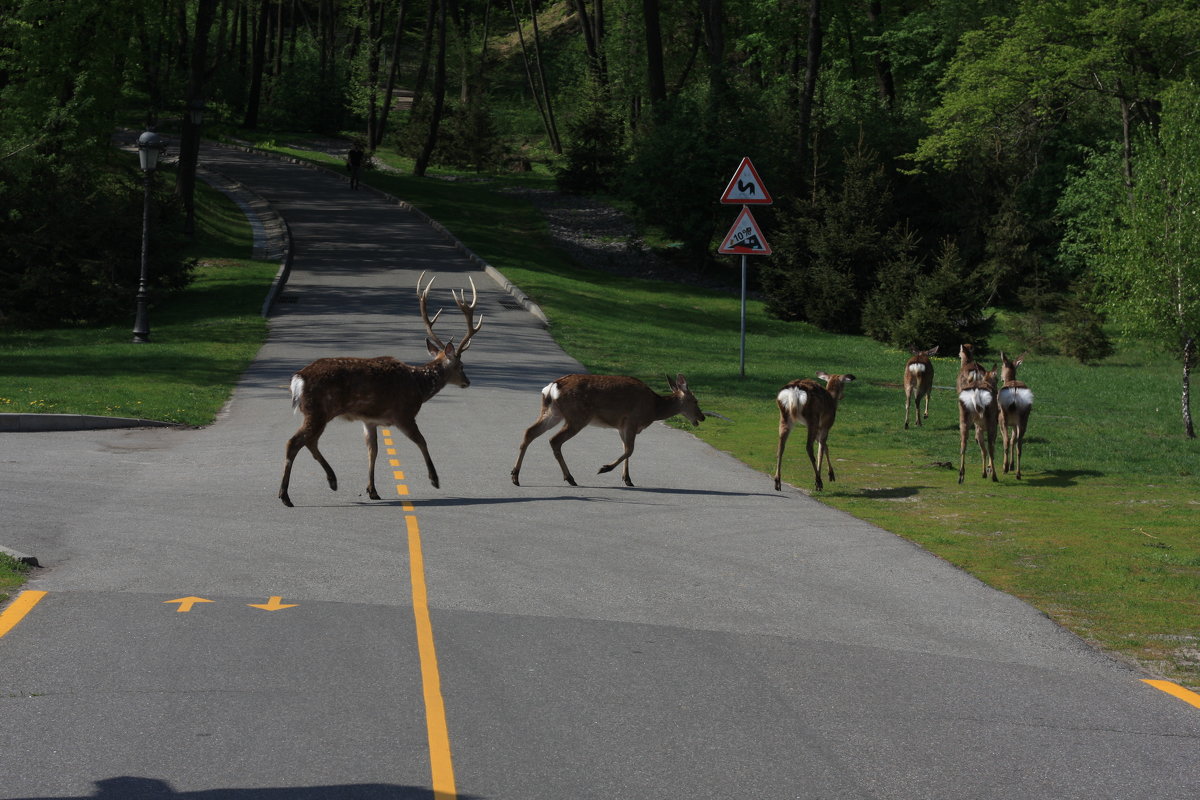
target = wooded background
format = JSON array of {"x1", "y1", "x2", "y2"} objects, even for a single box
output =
[{"x1": 2, "y1": 0, "x2": 1198, "y2": 433}]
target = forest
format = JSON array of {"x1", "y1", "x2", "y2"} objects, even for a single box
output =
[{"x1": 2, "y1": 0, "x2": 1198, "y2": 435}]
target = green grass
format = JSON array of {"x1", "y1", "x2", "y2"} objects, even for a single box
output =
[{"x1": 5, "y1": 136, "x2": 1198, "y2": 691}]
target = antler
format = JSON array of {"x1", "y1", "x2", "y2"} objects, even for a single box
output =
[
  {"x1": 453, "y1": 276, "x2": 483, "y2": 353},
  {"x1": 417, "y1": 271, "x2": 483, "y2": 353}
]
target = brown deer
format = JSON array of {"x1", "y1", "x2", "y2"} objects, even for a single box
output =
[
  {"x1": 773, "y1": 372, "x2": 856, "y2": 492},
  {"x1": 278, "y1": 272, "x2": 483, "y2": 507},
  {"x1": 998, "y1": 351, "x2": 1033, "y2": 479},
  {"x1": 956, "y1": 343, "x2": 988, "y2": 391},
  {"x1": 957, "y1": 365, "x2": 999, "y2": 484},
  {"x1": 510, "y1": 374, "x2": 705, "y2": 487},
  {"x1": 903, "y1": 346, "x2": 939, "y2": 429}
]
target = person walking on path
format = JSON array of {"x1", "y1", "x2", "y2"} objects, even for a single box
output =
[{"x1": 347, "y1": 141, "x2": 365, "y2": 189}]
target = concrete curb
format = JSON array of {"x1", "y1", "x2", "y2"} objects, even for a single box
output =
[
  {"x1": 0, "y1": 414, "x2": 182, "y2": 433},
  {"x1": 0, "y1": 544, "x2": 40, "y2": 569}
]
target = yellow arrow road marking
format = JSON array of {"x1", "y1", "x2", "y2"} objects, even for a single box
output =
[
  {"x1": 248, "y1": 596, "x2": 299, "y2": 611},
  {"x1": 164, "y1": 596, "x2": 214, "y2": 613}
]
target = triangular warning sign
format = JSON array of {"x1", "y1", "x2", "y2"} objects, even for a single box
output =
[
  {"x1": 720, "y1": 157, "x2": 773, "y2": 205},
  {"x1": 718, "y1": 206, "x2": 772, "y2": 255}
]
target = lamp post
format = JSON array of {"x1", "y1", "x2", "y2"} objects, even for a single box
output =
[{"x1": 133, "y1": 130, "x2": 164, "y2": 344}]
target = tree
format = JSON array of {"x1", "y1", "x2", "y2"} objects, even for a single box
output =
[{"x1": 1089, "y1": 81, "x2": 1200, "y2": 438}]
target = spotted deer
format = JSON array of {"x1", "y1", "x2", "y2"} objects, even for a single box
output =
[
  {"x1": 774, "y1": 372, "x2": 856, "y2": 492},
  {"x1": 957, "y1": 364, "x2": 999, "y2": 484},
  {"x1": 998, "y1": 351, "x2": 1034, "y2": 479},
  {"x1": 510, "y1": 374, "x2": 706, "y2": 487},
  {"x1": 903, "y1": 346, "x2": 939, "y2": 429},
  {"x1": 277, "y1": 272, "x2": 483, "y2": 507}
]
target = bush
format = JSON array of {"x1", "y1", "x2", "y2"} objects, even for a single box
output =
[
  {"x1": 0, "y1": 153, "x2": 194, "y2": 327},
  {"x1": 555, "y1": 84, "x2": 625, "y2": 194}
]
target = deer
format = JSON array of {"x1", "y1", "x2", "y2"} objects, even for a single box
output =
[
  {"x1": 773, "y1": 372, "x2": 856, "y2": 492},
  {"x1": 510, "y1": 374, "x2": 706, "y2": 488},
  {"x1": 957, "y1": 364, "x2": 999, "y2": 484},
  {"x1": 956, "y1": 343, "x2": 988, "y2": 391},
  {"x1": 277, "y1": 272, "x2": 483, "y2": 507},
  {"x1": 903, "y1": 346, "x2": 939, "y2": 429},
  {"x1": 998, "y1": 351, "x2": 1033, "y2": 479}
]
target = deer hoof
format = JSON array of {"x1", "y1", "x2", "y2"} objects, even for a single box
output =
[
  {"x1": 565, "y1": 475, "x2": 578, "y2": 487},
  {"x1": 597, "y1": 464, "x2": 614, "y2": 474},
  {"x1": 280, "y1": 494, "x2": 294, "y2": 508},
  {"x1": 367, "y1": 488, "x2": 381, "y2": 500},
  {"x1": 510, "y1": 471, "x2": 521, "y2": 486}
]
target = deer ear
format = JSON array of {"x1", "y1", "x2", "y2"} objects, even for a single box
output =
[
  {"x1": 426, "y1": 337, "x2": 440, "y2": 356},
  {"x1": 842, "y1": 374, "x2": 856, "y2": 382},
  {"x1": 816, "y1": 371, "x2": 831, "y2": 382},
  {"x1": 674, "y1": 373, "x2": 688, "y2": 391},
  {"x1": 929, "y1": 345, "x2": 939, "y2": 355}
]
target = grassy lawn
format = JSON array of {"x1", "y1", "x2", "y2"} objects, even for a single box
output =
[{"x1": 5, "y1": 134, "x2": 1198, "y2": 691}]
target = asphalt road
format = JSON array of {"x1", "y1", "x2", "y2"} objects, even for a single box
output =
[{"x1": 1, "y1": 145, "x2": 1197, "y2": 800}]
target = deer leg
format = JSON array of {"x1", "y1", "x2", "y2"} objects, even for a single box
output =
[
  {"x1": 957, "y1": 404, "x2": 970, "y2": 484},
  {"x1": 773, "y1": 415, "x2": 794, "y2": 491},
  {"x1": 363, "y1": 423, "x2": 382, "y2": 500},
  {"x1": 922, "y1": 390, "x2": 931, "y2": 421},
  {"x1": 548, "y1": 422, "x2": 585, "y2": 486},
  {"x1": 999, "y1": 413, "x2": 1011, "y2": 474},
  {"x1": 1013, "y1": 424, "x2": 1025, "y2": 480},
  {"x1": 819, "y1": 431, "x2": 836, "y2": 485},
  {"x1": 394, "y1": 418, "x2": 439, "y2": 489},
  {"x1": 279, "y1": 418, "x2": 336, "y2": 507},
  {"x1": 511, "y1": 410, "x2": 562, "y2": 486},
  {"x1": 806, "y1": 430, "x2": 824, "y2": 492},
  {"x1": 904, "y1": 390, "x2": 913, "y2": 430},
  {"x1": 598, "y1": 426, "x2": 637, "y2": 487}
]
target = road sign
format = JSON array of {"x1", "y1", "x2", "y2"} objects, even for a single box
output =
[
  {"x1": 720, "y1": 157, "x2": 772, "y2": 205},
  {"x1": 718, "y1": 206, "x2": 772, "y2": 255}
]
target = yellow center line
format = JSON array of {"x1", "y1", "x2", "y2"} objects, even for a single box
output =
[
  {"x1": 1143, "y1": 679, "x2": 1200, "y2": 709},
  {"x1": 384, "y1": 428, "x2": 456, "y2": 798},
  {"x1": 0, "y1": 589, "x2": 47, "y2": 638}
]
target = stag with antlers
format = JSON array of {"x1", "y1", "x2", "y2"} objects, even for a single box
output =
[{"x1": 277, "y1": 272, "x2": 483, "y2": 507}]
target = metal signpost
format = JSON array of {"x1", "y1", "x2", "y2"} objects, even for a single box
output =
[{"x1": 718, "y1": 157, "x2": 773, "y2": 377}]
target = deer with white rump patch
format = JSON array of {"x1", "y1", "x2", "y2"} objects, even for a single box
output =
[
  {"x1": 277, "y1": 272, "x2": 483, "y2": 507},
  {"x1": 903, "y1": 346, "x2": 939, "y2": 429},
  {"x1": 510, "y1": 374, "x2": 706, "y2": 487},
  {"x1": 773, "y1": 372, "x2": 855, "y2": 492},
  {"x1": 957, "y1": 363, "x2": 999, "y2": 484},
  {"x1": 998, "y1": 351, "x2": 1033, "y2": 479}
]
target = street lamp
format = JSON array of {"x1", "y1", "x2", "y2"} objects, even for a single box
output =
[{"x1": 133, "y1": 130, "x2": 165, "y2": 344}]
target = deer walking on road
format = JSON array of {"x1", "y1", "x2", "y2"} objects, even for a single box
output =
[
  {"x1": 277, "y1": 272, "x2": 483, "y2": 507},
  {"x1": 773, "y1": 372, "x2": 856, "y2": 492},
  {"x1": 510, "y1": 374, "x2": 706, "y2": 487},
  {"x1": 903, "y1": 346, "x2": 939, "y2": 429}
]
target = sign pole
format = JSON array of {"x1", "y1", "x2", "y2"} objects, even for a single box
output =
[
  {"x1": 739, "y1": 254, "x2": 748, "y2": 378},
  {"x1": 719, "y1": 157, "x2": 772, "y2": 379}
]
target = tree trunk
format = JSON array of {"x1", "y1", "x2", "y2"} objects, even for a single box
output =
[
  {"x1": 797, "y1": 0, "x2": 822, "y2": 195},
  {"x1": 378, "y1": 0, "x2": 411, "y2": 149},
  {"x1": 642, "y1": 0, "x2": 667, "y2": 109},
  {"x1": 413, "y1": 0, "x2": 438, "y2": 107},
  {"x1": 177, "y1": 0, "x2": 219, "y2": 236},
  {"x1": 414, "y1": 0, "x2": 447, "y2": 176},
  {"x1": 701, "y1": 0, "x2": 726, "y2": 101},
  {"x1": 508, "y1": 0, "x2": 555, "y2": 151},
  {"x1": 573, "y1": 0, "x2": 606, "y2": 86},
  {"x1": 528, "y1": 0, "x2": 561, "y2": 152},
  {"x1": 1183, "y1": 335, "x2": 1196, "y2": 438},
  {"x1": 864, "y1": 0, "x2": 894, "y2": 109},
  {"x1": 366, "y1": 0, "x2": 383, "y2": 149},
  {"x1": 243, "y1": 0, "x2": 271, "y2": 128}
]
